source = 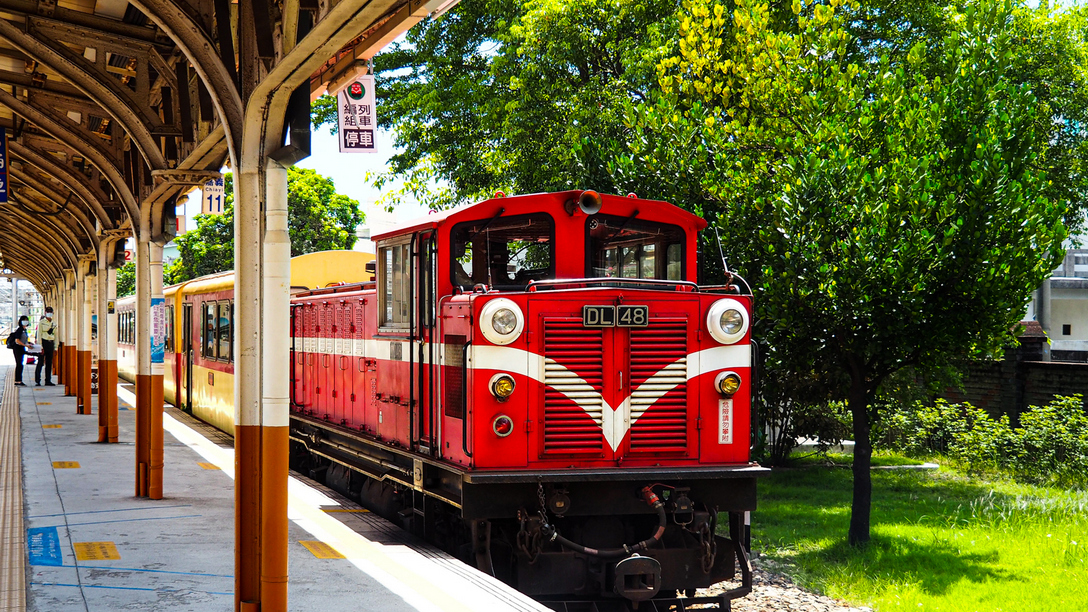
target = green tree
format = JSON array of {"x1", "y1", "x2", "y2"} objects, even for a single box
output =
[
  {"x1": 116, "y1": 261, "x2": 136, "y2": 298},
  {"x1": 632, "y1": 0, "x2": 1069, "y2": 545},
  {"x1": 168, "y1": 168, "x2": 363, "y2": 283},
  {"x1": 312, "y1": 0, "x2": 679, "y2": 210}
]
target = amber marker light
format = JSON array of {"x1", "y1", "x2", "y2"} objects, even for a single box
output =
[
  {"x1": 715, "y1": 371, "x2": 742, "y2": 396},
  {"x1": 490, "y1": 373, "x2": 516, "y2": 401},
  {"x1": 492, "y1": 415, "x2": 515, "y2": 437}
]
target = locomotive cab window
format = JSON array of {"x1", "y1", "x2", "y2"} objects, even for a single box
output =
[
  {"x1": 587, "y1": 215, "x2": 685, "y2": 280},
  {"x1": 450, "y1": 213, "x2": 555, "y2": 290},
  {"x1": 378, "y1": 241, "x2": 412, "y2": 330}
]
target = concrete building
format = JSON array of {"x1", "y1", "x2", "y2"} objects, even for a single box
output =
[{"x1": 1032, "y1": 248, "x2": 1088, "y2": 362}]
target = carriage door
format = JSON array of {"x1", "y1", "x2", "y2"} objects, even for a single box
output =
[
  {"x1": 333, "y1": 300, "x2": 352, "y2": 427},
  {"x1": 290, "y1": 304, "x2": 305, "y2": 414},
  {"x1": 415, "y1": 232, "x2": 438, "y2": 453},
  {"x1": 181, "y1": 302, "x2": 193, "y2": 413}
]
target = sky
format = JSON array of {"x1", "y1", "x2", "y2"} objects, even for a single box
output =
[{"x1": 177, "y1": 125, "x2": 429, "y2": 246}]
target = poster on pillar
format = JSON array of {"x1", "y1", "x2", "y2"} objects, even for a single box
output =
[
  {"x1": 151, "y1": 297, "x2": 165, "y2": 364},
  {"x1": 338, "y1": 77, "x2": 378, "y2": 153},
  {"x1": 91, "y1": 282, "x2": 98, "y2": 392}
]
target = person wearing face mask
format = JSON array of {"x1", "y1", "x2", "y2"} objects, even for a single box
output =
[
  {"x1": 36, "y1": 306, "x2": 56, "y2": 386},
  {"x1": 7, "y1": 315, "x2": 32, "y2": 386}
]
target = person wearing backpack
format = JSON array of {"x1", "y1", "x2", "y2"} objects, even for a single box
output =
[
  {"x1": 35, "y1": 307, "x2": 56, "y2": 386},
  {"x1": 8, "y1": 315, "x2": 32, "y2": 386}
]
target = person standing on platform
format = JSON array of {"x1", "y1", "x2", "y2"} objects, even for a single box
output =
[
  {"x1": 36, "y1": 306, "x2": 56, "y2": 386},
  {"x1": 7, "y1": 315, "x2": 31, "y2": 386}
]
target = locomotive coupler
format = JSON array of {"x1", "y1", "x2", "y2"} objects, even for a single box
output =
[{"x1": 612, "y1": 554, "x2": 662, "y2": 602}]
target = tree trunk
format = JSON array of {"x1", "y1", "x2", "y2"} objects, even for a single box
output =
[{"x1": 848, "y1": 377, "x2": 872, "y2": 547}]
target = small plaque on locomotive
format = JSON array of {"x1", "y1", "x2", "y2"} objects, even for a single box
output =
[
  {"x1": 582, "y1": 305, "x2": 615, "y2": 327},
  {"x1": 616, "y1": 305, "x2": 649, "y2": 327}
]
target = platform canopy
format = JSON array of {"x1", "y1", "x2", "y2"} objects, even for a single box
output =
[
  {"x1": 0, "y1": 2, "x2": 457, "y2": 611},
  {"x1": 0, "y1": 0, "x2": 453, "y2": 288}
]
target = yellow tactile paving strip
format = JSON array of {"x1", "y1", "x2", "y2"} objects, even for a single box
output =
[{"x1": 0, "y1": 369, "x2": 26, "y2": 611}]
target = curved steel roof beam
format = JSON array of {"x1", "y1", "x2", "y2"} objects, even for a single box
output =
[
  {"x1": 0, "y1": 236, "x2": 66, "y2": 281},
  {"x1": 8, "y1": 140, "x2": 115, "y2": 230},
  {"x1": 129, "y1": 0, "x2": 244, "y2": 163},
  {"x1": 1, "y1": 205, "x2": 84, "y2": 267},
  {"x1": 0, "y1": 243, "x2": 60, "y2": 288},
  {"x1": 0, "y1": 18, "x2": 168, "y2": 170},
  {"x1": 0, "y1": 87, "x2": 140, "y2": 227},
  {"x1": 241, "y1": 0, "x2": 392, "y2": 160},
  {"x1": 9, "y1": 172, "x2": 100, "y2": 251}
]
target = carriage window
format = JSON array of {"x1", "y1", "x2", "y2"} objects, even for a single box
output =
[
  {"x1": 217, "y1": 302, "x2": 232, "y2": 362},
  {"x1": 450, "y1": 213, "x2": 554, "y2": 289},
  {"x1": 588, "y1": 215, "x2": 685, "y2": 280},
  {"x1": 203, "y1": 303, "x2": 216, "y2": 359},
  {"x1": 379, "y1": 242, "x2": 411, "y2": 329},
  {"x1": 165, "y1": 306, "x2": 174, "y2": 352}
]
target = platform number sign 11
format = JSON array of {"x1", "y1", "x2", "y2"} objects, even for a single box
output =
[
  {"x1": 337, "y1": 76, "x2": 378, "y2": 154},
  {"x1": 202, "y1": 177, "x2": 225, "y2": 215},
  {"x1": 0, "y1": 129, "x2": 7, "y2": 203}
]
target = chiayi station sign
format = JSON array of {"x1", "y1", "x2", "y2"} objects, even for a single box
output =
[{"x1": 337, "y1": 77, "x2": 378, "y2": 154}]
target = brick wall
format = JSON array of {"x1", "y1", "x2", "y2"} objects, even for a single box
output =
[{"x1": 941, "y1": 357, "x2": 1088, "y2": 422}]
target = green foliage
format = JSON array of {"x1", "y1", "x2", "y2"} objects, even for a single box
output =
[
  {"x1": 881, "y1": 395, "x2": 1088, "y2": 486},
  {"x1": 169, "y1": 168, "x2": 363, "y2": 283},
  {"x1": 116, "y1": 261, "x2": 135, "y2": 298},
  {"x1": 628, "y1": 0, "x2": 1071, "y2": 544},
  {"x1": 311, "y1": 0, "x2": 679, "y2": 211}
]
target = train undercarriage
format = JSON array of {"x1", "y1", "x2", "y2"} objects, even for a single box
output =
[{"x1": 289, "y1": 414, "x2": 760, "y2": 611}]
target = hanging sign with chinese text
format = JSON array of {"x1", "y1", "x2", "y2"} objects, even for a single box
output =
[
  {"x1": 202, "y1": 178, "x2": 225, "y2": 215},
  {"x1": 338, "y1": 77, "x2": 378, "y2": 154}
]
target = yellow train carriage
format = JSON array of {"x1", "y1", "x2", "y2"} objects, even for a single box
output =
[{"x1": 118, "y1": 250, "x2": 375, "y2": 435}]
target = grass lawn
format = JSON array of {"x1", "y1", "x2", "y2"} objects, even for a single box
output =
[{"x1": 752, "y1": 454, "x2": 1088, "y2": 612}]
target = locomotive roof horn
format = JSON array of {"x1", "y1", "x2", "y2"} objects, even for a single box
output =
[{"x1": 565, "y1": 190, "x2": 603, "y2": 216}]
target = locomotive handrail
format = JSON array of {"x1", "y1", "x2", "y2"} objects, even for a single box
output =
[
  {"x1": 525, "y1": 277, "x2": 699, "y2": 292},
  {"x1": 462, "y1": 340, "x2": 472, "y2": 458}
]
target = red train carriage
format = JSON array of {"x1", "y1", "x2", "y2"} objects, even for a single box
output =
[{"x1": 288, "y1": 190, "x2": 767, "y2": 609}]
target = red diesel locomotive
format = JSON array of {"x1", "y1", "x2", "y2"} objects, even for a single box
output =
[{"x1": 288, "y1": 190, "x2": 766, "y2": 609}]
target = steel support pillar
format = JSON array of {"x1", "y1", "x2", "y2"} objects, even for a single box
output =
[
  {"x1": 51, "y1": 281, "x2": 59, "y2": 378},
  {"x1": 63, "y1": 271, "x2": 76, "y2": 396},
  {"x1": 234, "y1": 159, "x2": 290, "y2": 612},
  {"x1": 134, "y1": 239, "x2": 165, "y2": 499},
  {"x1": 77, "y1": 267, "x2": 93, "y2": 415},
  {"x1": 98, "y1": 259, "x2": 118, "y2": 443}
]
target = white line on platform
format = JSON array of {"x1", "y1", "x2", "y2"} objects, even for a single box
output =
[{"x1": 116, "y1": 384, "x2": 545, "y2": 612}]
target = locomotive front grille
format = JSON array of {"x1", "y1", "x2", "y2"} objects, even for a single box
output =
[
  {"x1": 542, "y1": 319, "x2": 605, "y2": 454},
  {"x1": 629, "y1": 318, "x2": 688, "y2": 453}
]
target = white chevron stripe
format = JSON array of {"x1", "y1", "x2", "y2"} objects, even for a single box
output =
[{"x1": 472, "y1": 344, "x2": 750, "y2": 452}]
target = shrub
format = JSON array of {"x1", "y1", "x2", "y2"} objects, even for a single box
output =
[{"x1": 880, "y1": 395, "x2": 1088, "y2": 486}]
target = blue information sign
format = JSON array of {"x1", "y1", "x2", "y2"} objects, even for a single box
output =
[{"x1": 27, "y1": 526, "x2": 63, "y2": 566}]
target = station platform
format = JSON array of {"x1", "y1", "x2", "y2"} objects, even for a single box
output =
[{"x1": 0, "y1": 357, "x2": 547, "y2": 612}]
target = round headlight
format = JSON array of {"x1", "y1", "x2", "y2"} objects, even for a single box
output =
[
  {"x1": 715, "y1": 371, "x2": 742, "y2": 396},
  {"x1": 490, "y1": 373, "x2": 516, "y2": 400},
  {"x1": 492, "y1": 308, "x2": 518, "y2": 335},
  {"x1": 706, "y1": 298, "x2": 750, "y2": 344},
  {"x1": 720, "y1": 309, "x2": 744, "y2": 335},
  {"x1": 492, "y1": 414, "x2": 514, "y2": 437},
  {"x1": 479, "y1": 298, "x2": 525, "y2": 345}
]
